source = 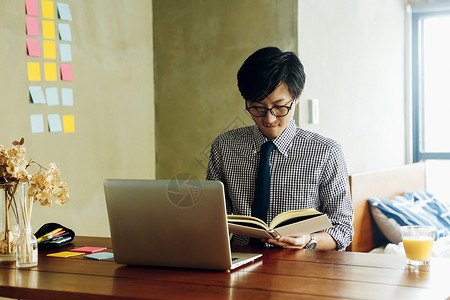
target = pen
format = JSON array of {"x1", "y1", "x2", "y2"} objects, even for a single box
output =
[
  {"x1": 49, "y1": 236, "x2": 72, "y2": 244},
  {"x1": 39, "y1": 230, "x2": 66, "y2": 242},
  {"x1": 37, "y1": 228, "x2": 63, "y2": 242}
]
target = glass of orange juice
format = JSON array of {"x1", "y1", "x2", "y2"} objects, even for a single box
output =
[{"x1": 400, "y1": 225, "x2": 435, "y2": 266}]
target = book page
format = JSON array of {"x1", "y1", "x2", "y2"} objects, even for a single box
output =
[
  {"x1": 274, "y1": 214, "x2": 332, "y2": 237},
  {"x1": 227, "y1": 215, "x2": 270, "y2": 231},
  {"x1": 270, "y1": 209, "x2": 321, "y2": 229}
]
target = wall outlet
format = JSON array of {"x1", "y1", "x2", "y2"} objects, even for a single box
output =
[{"x1": 308, "y1": 99, "x2": 319, "y2": 124}]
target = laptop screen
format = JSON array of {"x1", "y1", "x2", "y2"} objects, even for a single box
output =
[{"x1": 104, "y1": 179, "x2": 235, "y2": 269}]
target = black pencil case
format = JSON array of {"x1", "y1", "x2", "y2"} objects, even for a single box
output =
[{"x1": 34, "y1": 222, "x2": 75, "y2": 249}]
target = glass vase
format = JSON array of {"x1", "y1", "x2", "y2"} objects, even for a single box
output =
[
  {"x1": 16, "y1": 226, "x2": 38, "y2": 268},
  {"x1": 0, "y1": 182, "x2": 19, "y2": 262}
]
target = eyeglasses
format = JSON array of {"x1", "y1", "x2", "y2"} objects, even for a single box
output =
[{"x1": 246, "y1": 99, "x2": 295, "y2": 117}]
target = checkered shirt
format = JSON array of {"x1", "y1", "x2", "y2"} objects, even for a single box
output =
[{"x1": 206, "y1": 120, "x2": 354, "y2": 250}]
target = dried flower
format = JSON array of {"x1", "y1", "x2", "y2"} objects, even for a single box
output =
[
  {"x1": 28, "y1": 163, "x2": 70, "y2": 206},
  {"x1": 0, "y1": 139, "x2": 69, "y2": 205},
  {"x1": 1, "y1": 139, "x2": 70, "y2": 255}
]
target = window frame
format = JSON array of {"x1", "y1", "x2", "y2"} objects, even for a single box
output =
[{"x1": 412, "y1": 8, "x2": 450, "y2": 162}]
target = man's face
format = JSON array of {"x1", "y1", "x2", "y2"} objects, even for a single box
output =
[{"x1": 247, "y1": 83, "x2": 298, "y2": 140}]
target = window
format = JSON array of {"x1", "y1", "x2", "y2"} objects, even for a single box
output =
[{"x1": 412, "y1": 8, "x2": 450, "y2": 203}]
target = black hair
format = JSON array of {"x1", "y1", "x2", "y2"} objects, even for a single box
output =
[{"x1": 237, "y1": 47, "x2": 306, "y2": 103}]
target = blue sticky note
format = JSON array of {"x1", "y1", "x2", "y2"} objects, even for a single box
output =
[
  {"x1": 60, "y1": 43, "x2": 72, "y2": 62},
  {"x1": 57, "y1": 3, "x2": 72, "y2": 21},
  {"x1": 58, "y1": 23, "x2": 72, "y2": 41},
  {"x1": 48, "y1": 114, "x2": 63, "y2": 132},
  {"x1": 46, "y1": 87, "x2": 59, "y2": 106},
  {"x1": 29, "y1": 86, "x2": 46, "y2": 104},
  {"x1": 30, "y1": 114, "x2": 44, "y2": 133},
  {"x1": 61, "y1": 88, "x2": 73, "y2": 106},
  {"x1": 84, "y1": 252, "x2": 114, "y2": 260}
]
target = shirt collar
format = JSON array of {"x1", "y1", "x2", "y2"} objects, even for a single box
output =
[{"x1": 252, "y1": 119, "x2": 297, "y2": 156}]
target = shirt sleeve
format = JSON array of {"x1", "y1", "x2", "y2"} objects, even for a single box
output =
[
  {"x1": 319, "y1": 143, "x2": 354, "y2": 251},
  {"x1": 206, "y1": 138, "x2": 233, "y2": 215}
]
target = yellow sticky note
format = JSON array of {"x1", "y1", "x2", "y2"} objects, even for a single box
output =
[
  {"x1": 47, "y1": 251, "x2": 84, "y2": 258},
  {"x1": 43, "y1": 40, "x2": 56, "y2": 59},
  {"x1": 27, "y1": 62, "x2": 41, "y2": 81},
  {"x1": 44, "y1": 62, "x2": 57, "y2": 81},
  {"x1": 42, "y1": 20, "x2": 55, "y2": 39},
  {"x1": 63, "y1": 115, "x2": 75, "y2": 133},
  {"x1": 42, "y1": 0, "x2": 54, "y2": 19}
]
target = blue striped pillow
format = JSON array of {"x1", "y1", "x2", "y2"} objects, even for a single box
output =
[{"x1": 369, "y1": 190, "x2": 450, "y2": 241}]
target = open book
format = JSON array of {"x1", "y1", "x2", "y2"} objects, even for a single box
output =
[{"x1": 227, "y1": 208, "x2": 332, "y2": 239}]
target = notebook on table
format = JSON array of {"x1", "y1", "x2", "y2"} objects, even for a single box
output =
[{"x1": 104, "y1": 179, "x2": 262, "y2": 270}]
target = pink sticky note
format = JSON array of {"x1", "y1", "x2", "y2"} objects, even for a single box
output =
[
  {"x1": 25, "y1": 0, "x2": 39, "y2": 16},
  {"x1": 26, "y1": 38, "x2": 41, "y2": 57},
  {"x1": 70, "y1": 247, "x2": 107, "y2": 254},
  {"x1": 26, "y1": 17, "x2": 40, "y2": 36},
  {"x1": 60, "y1": 64, "x2": 73, "y2": 81}
]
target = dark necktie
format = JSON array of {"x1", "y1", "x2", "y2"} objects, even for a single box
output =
[{"x1": 251, "y1": 141, "x2": 275, "y2": 223}]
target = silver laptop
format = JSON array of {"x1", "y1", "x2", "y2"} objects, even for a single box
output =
[{"x1": 104, "y1": 179, "x2": 262, "y2": 270}]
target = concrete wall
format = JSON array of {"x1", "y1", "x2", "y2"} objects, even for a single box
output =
[
  {"x1": 0, "y1": 0, "x2": 155, "y2": 237},
  {"x1": 298, "y1": 0, "x2": 407, "y2": 173},
  {"x1": 154, "y1": 0, "x2": 407, "y2": 179},
  {"x1": 153, "y1": 0, "x2": 298, "y2": 180}
]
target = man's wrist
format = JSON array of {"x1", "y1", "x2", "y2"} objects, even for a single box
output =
[{"x1": 304, "y1": 233, "x2": 317, "y2": 249}]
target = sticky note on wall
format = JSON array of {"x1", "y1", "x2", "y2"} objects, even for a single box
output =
[
  {"x1": 63, "y1": 115, "x2": 75, "y2": 133},
  {"x1": 44, "y1": 63, "x2": 57, "y2": 81},
  {"x1": 29, "y1": 86, "x2": 46, "y2": 104},
  {"x1": 26, "y1": 17, "x2": 40, "y2": 36},
  {"x1": 30, "y1": 114, "x2": 45, "y2": 133},
  {"x1": 48, "y1": 114, "x2": 63, "y2": 132},
  {"x1": 27, "y1": 62, "x2": 41, "y2": 81},
  {"x1": 61, "y1": 88, "x2": 73, "y2": 106},
  {"x1": 57, "y1": 3, "x2": 72, "y2": 21},
  {"x1": 60, "y1": 64, "x2": 73, "y2": 81},
  {"x1": 42, "y1": 20, "x2": 55, "y2": 39},
  {"x1": 26, "y1": 38, "x2": 41, "y2": 57},
  {"x1": 46, "y1": 87, "x2": 59, "y2": 106},
  {"x1": 43, "y1": 40, "x2": 56, "y2": 59},
  {"x1": 26, "y1": 0, "x2": 39, "y2": 16},
  {"x1": 58, "y1": 23, "x2": 72, "y2": 41},
  {"x1": 59, "y1": 44, "x2": 72, "y2": 62},
  {"x1": 41, "y1": 0, "x2": 55, "y2": 19}
]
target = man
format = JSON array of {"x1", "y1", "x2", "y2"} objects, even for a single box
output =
[{"x1": 206, "y1": 47, "x2": 353, "y2": 250}]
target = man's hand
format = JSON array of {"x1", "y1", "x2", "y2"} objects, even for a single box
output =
[
  {"x1": 262, "y1": 235, "x2": 310, "y2": 249},
  {"x1": 261, "y1": 232, "x2": 337, "y2": 250}
]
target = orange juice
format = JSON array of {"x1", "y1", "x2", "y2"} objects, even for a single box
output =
[{"x1": 402, "y1": 236, "x2": 433, "y2": 262}]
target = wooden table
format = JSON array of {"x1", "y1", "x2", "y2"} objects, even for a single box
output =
[{"x1": 0, "y1": 236, "x2": 449, "y2": 299}]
